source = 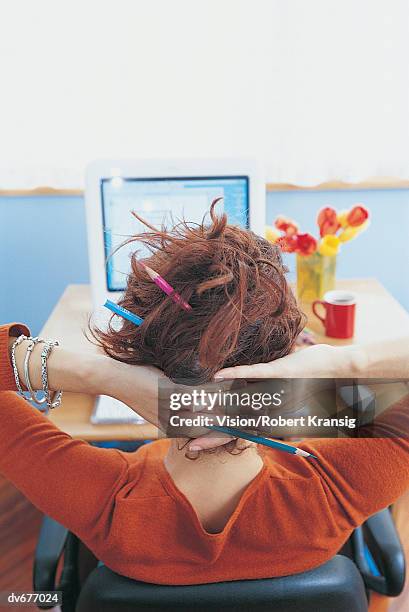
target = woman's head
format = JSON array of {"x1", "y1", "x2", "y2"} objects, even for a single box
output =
[{"x1": 93, "y1": 200, "x2": 305, "y2": 382}]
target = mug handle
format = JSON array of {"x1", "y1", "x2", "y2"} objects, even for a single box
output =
[{"x1": 312, "y1": 300, "x2": 327, "y2": 325}]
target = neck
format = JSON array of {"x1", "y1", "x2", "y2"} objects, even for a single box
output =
[{"x1": 164, "y1": 439, "x2": 263, "y2": 485}]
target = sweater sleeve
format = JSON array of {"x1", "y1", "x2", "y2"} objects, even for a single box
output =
[
  {"x1": 0, "y1": 323, "x2": 30, "y2": 390},
  {"x1": 0, "y1": 324, "x2": 129, "y2": 540},
  {"x1": 300, "y1": 390, "x2": 409, "y2": 529}
]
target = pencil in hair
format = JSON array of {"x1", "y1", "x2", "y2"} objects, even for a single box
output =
[{"x1": 140, "y1": 262, "x2": 192, "y2": 311}]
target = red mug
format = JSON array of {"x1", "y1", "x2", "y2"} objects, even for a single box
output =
[{"x1": 312, "y1": 290, "x2": 356, "y2": 339}]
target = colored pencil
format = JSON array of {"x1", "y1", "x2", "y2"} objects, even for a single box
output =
[
  {"x1": 208, "y1": 425, "x2": 317, "y2": 459},
  {"x1": 104, "y1": 300, "x2": 144, "y2": 326},
  {"x1": 141, "y1": 263, "x2": 192, "y2": 311}
]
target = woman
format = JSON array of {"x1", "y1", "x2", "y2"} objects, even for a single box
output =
[{"x1": 1, "y1": 204, "x2": 408, "y2": 585}]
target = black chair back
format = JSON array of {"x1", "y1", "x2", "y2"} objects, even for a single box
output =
[{"x1": 76, "y1": 555, "x2": 368, "y2": 612}]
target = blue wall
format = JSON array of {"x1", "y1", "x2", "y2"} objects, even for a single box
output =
[
  {"x1": 1, "y1": 189, "x2": 408, "y2": 335},
  {"x1": 1, "y1": 196, "x2": 90, "y2": 334}
]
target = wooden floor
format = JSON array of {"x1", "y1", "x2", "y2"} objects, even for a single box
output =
[{"x1": 0, "y1": 475, "x2": 408, "y2": 612}]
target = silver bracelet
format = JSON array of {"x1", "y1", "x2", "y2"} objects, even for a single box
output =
[
  {"x1": 24, "y1": 337, "x2": 48, "y2": 406},
  {"x1": 11, "y1": 334, "x2": 29, "y2": 397},
  {"x1": 41, "y1": 341, "x2": 63, "y2": 411},
  {"x1": 10, "y1": 333, "x2": 63, "y2": 411}
]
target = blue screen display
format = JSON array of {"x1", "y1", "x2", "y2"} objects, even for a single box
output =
[{"x1": 101, "y1": 176, "x2": 249, "y2": 291}]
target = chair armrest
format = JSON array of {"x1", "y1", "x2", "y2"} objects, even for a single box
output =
[
  {"x1": 352, "y1": 508, "x2": 406, "y2": 597},
  {"x1": 33, "y1": 515, "x2": 68, "y2": 608}
]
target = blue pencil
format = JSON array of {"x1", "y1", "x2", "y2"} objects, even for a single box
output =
[
  {"x1": 208, "y1": 425, "x2": 317, "y2": 459},
  {"x1": 104, "y1": 300, "x2": 144, "y2": 327}
]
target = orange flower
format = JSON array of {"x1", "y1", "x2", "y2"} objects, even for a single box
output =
[
  {"x1": 347, "y1": 205, "x2": 369, "y2": 227},
  {"x1": 274, "y1": 216, "x2": 299, "y2": 236},
  {"x1": 296, "y1": 233, "x2": 317, "y2": 256},
  {"x1": 317, "y1": 207, "x2": 340, "y2": 237},
  {"x1": 276, "y1": 235, "x2": 298, "y2": 253}
]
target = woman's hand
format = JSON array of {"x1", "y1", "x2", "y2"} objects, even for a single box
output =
[
  {"x1": 102, "y1": 359, "x2": 168, "y2": 429},
  {"x1": 105, "y1": 362, "x2": 244, "y2": 437},
  {"x1": 187, "y1": 346, "x2": 345, "y2": 452},
  {"x1": 213, "y1": 343, "x2": 362, "y2": 380}
]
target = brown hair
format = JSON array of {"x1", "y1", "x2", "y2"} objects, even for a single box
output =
[{"x1": 91, "y1": 199, "x2": 305, "y2": 383}]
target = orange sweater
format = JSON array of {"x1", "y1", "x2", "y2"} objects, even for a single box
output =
[{"x1": 0, "y1": 323, "x2": 408, "y2": 585}]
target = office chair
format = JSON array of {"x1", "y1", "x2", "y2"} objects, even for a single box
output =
[{"x1": 33, "y1": 507, "x2": 405, "y2": 612}]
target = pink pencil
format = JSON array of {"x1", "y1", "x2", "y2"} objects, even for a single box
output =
[{"x1": 141, "y1": 263, "x2": 192, "y2": 311}]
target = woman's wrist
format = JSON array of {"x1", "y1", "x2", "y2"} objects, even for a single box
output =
[
  {"x1": 335, "y1": 344, "x2": 367, "y2": 377},
  {"x1": 9, "y1": 335, "x2": 110, "y2": 395},
  {"x1": 48, "y1": 349, "x2": 113, "y2": 396}
]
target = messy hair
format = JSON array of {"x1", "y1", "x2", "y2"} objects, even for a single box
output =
[{"x1": 91, "y1": 199, "x2": 305, "y2": 383}]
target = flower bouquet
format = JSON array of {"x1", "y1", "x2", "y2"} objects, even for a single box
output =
[{"x1": 266, "y1": 204, "x2": 370, "y2": 303}]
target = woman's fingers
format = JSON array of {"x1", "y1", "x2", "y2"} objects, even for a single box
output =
[
  {"x1": 215, "y1": 344, "x2": 338, "y2": 380},
  {"x1": 188, "y1": 431, "x2": 235, "y2": 451},
  {"x1": 215, "y1": 361, "x2": 285, "y2": 380}
]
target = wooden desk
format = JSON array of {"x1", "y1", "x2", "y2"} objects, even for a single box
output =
[
  {"x1": 41, "y1": 280, "x2": 409, "y2": 441},
  {"x1": 300, "y1": 278, "x2": 409, "y2": 345}
]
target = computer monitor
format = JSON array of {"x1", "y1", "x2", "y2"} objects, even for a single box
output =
[{"x1": 85, "y1": 159, "x2": 265, "y2": 306}]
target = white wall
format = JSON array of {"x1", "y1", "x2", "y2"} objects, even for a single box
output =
[{"x1": 0, "y1": 0, "x2": 408, "y2": 188}]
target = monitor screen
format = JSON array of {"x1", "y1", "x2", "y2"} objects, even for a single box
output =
[{"x1": 101, "y1": 176, "x2": 249, "y2": 291}]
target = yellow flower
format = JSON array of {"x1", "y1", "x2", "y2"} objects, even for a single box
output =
[
  {"x1": 337, "y1": 209, "x2": 349, "y2": 228},
  {"x1": 265, "y1": 225, "x2": 280, "y2": 243},
  {"x1": 338, "y1": 220, "x2": 369, "y2": 243},
  {"x1": 318, "y1": 234, "x2": 340, "y2": 257}
]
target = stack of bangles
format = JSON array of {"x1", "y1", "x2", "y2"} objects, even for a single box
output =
[{"x1": 10, "y1": 335, "x2": 63, "y2": 413}]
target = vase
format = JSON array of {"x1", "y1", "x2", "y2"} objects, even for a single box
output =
[{"x1": 296, "y1": 253, "x2": 337, "y2": 303}]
